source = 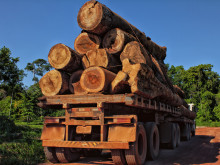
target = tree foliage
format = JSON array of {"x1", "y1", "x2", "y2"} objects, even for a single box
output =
[
  {"x1": 25, "y1": 59, "x2": 52, "y2": 83},
  {"x1": 0, "y1": 46, "x2": 24, "y2": 96},
  {"x1": 167, "y1": 64, "x2": 220, "y2": 122}
]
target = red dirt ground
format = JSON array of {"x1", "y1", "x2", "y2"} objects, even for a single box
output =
[{"x1": 39, "y1": 127, "x2": 220, "y2": 165}]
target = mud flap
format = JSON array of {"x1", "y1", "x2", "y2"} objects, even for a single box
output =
[
  {"x1": 108, "y1": 125, "x2": 136, "y2": 142},
  {"x1": 41, "y1": 124, "x2": 65, "y2": 140}
]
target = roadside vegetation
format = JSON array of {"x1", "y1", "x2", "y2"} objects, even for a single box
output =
[{"x1": 0, "y1": 46, "x2": 219, "y2": 164}]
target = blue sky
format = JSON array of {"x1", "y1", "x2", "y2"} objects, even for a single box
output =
[{"x1": 0, "y1": 0, "x2": 220, "y2": 87}]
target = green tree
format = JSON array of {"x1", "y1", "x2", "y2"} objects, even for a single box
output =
[
  {"x1": 0, "y1": 46, "x2": 25, "y2": 119},
  {"x1": 25, "y1": 59, "x2": 52, "y2": 83},
  {"x1": 167, "y1": 64, "x2": 220, "y2": 122},
  {"x1": 0, "y1": 46, "x2": 24, "y2": 96}
]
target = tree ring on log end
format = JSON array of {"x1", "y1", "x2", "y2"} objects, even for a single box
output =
[
  {"x1": 39, "y1": 70, "x2": 64, "y2": 96},
  {"x1": 103, "y1": 28, "x2": 125, "y2": 54},
  {"x1": 48, "y1": 44, "x2": 72, "y2": 69},
  {"x1": 80, "y1": 67, "x2": 105, "y2": 93},
  {"x1": 77, "y1": 1, "x2": 103, "y2": 30},
  {"x1": 74, "y1": 32, "x2": 101, "y2": 55}
]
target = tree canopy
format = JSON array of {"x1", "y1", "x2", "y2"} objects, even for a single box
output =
[{"x1": 167, "y1": 64, "x2": 220, "y2": 122}]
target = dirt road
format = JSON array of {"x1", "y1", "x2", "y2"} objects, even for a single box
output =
[{"x1": 40, "y1": 127, "x2": 220, "y2": 165}]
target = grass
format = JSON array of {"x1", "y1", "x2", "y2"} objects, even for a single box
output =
[
  {"x1": 196, "y1": 121, "x2": 220, "y2": 127},
  {"x1": 0, "y1": 117, "x2": 45, "y2": 165}
]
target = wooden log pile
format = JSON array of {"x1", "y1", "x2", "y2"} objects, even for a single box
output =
[{"x1": 39, "y1": 0, "x2": 195, "y2": 119}]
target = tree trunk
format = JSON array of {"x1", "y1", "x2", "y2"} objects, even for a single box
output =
[
  {"x1": 82, "y1": 48, "x2": 121, "y2": 73},
  {"x1": 69, "y1": 70, "x2": 88, "y2": 95},
  {"x1": 48, "y1": 43, "x2": 82, "y2": 73},
  {"x1": 120, "y1": 41, "x2": 152, "y2": 68},
  {"x1": 111, "y1": 71, "x2": 130, "y2": 94},
  {"x1": 102, "y1": 28, "x2": 136, "y2": 55},
  {"x1": 80, "y1": 66, "x2": 116, "y2": 93},
  {"x1": 150, "y1": 54, "x2": 167, "y2": 85},
  {"x1": 74, "y1": 32, "x2": 101, "y2": 55},
  {"x1": 122, "y1": 58, "x2": 183, "y2": 106},
  {"x1": 77, "y1": 0, "x2": 166, "y2": 61},
  {"x1": 39, "y1": 70, "x2": 70, "y2": 96}
]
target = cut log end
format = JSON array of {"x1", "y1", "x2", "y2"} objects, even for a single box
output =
[
  {"x1": 120, "y1": 41, "x2": 152, "y2": 67},
  {"x1": 80, "y1": 67, "x2": 116, "y2": 93},
  {"x1": 74, "y1": 32, "x2": 101, "y2": 55},
  {"x1": 48, "y1": 44, "x2": 71, "y2": 69},
  {"x1": 77, "y1": 1, "x2": 103, "y2": 30},
  {"x1": 39, "y1": 70, "x2": 69, "y2": 96},
  {"x1": 111, "y1": 71, "x2": 130, "y2": 94},
  {"x1": 48, "y1": 43, "x2": 82, "y2": 73},
  {"x1": 82, "y1": 49, "x2": 109, "y2": 68},
  {"x1": 103, "y1": 28, "x2": 125, "y2": 54}
]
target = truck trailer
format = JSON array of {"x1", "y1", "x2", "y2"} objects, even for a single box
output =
[{"x1": 38, "y1": 1, "x2": 196, "y2": 164}]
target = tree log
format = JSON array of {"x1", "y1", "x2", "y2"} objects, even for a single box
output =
[
  {"x1": 111, "y1": 71, "x2": 130, "y2": 94},
  {"x1": 173, "y1": 85, "x2": 185, "y2": 99},
  {"x1": 150, "y1": 54, "x2": 167, "y2": 85},
  {"x1": 120, "y1": 41, "x2": 152, "y2": 68},
  {"x1": 69, "y1": 70, "x2": 88, "y2": 95},
  {"x1": 180, "y1": 105, "x2": 196, "y2": 120},
  {"x1": 122, "y1": 58, "x2": 183, "y2": 106},
  {"x1": 82, "y1": 48, "x2": 121, "y2": 73},
  {"x1": 74, "y1": 32, "x2": 101, "y2": 55},
  {"x1": 48, "y1": 43, "x2": 82, "y2": 73},
  {"x1": 39, "y1": 70, "x2": 69, "y2": 96},
  {"x1": 80, "y1": 66, "x2": 116, "y2": 93},
  {"x1": 102, "y1": 28, "x2": 136, "y2": 55},
  {"x1": 77, "y1": 0, "x2": 166, "y2": 61}
]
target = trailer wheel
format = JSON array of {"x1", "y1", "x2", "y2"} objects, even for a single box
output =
[
  {"x1": 168, "y1": 123, "x2": 177, "y2": 149},
  {"x1": 111, "y1": 149, "x2": 127, "y2": 165},
  {"x1": 44, "y1": 147, "x2": 59, "y2": 163},
  {"x1": 175, "y1": 123, "x2": 180, "y2": 147},
  {"x1": 187, "y1": 124, "x2": 192, "y2": 140},
  {"x1": 55, "y1": 147, "x2": 80, "y2": 163},
  {"x1": 144, "y1": 122, "x2": 160, "y2": 160},
  {"x1": 125, "y1": 123, "x2": 147, "y2": 165}
]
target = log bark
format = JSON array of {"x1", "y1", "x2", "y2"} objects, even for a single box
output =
[
  {"x1": 69, "y1": 70, "x2": 88, "y2": 95},
  {"x1": 120, "y1": 41, "x2": 152, "y2": 68},
  {"x1": 80, "y1": 66, "x2": 116, "y2": 93},
  {"x1": 122, "y1": 58, "x2": 183, "y2": 106},
  {"x1": 48, "y1": 43, "x2": 82, "y2": 73},
  {"x1": 102, "y1": 28, "x2": 136, "y2": 55},
  {"x1": 82, "y1": 48, "x2": 121, "y2": 73},
  {"x1": 74, "y1": 32, "x2": 101, "y2": 55},
  {"x1": 122, "y1": 58, "x2": 171, "y2": 99},
  {"x1": 77, "y1": 0, "x2": 166, "y2": 61},
  {"x1": 173, "y1": 85, "x2": 185, "y2": 99},
  {"x1": 111, "y1": 71, "x2": 130, "y2": 94},
  {"x1": 180, "y1": 105, "x2": 196, "y2": 120},
  {"x1": 39, "y1": 70, "x2": 70, "y2": 96},
  {"x1": 150, "y1": 54, "x2": 167, "y2": 85}
]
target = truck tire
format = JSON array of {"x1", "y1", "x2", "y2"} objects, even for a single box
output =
[
  {"x1": 111, "y1": 149, "x2": 127, "y2": 165},
  {"x1": 144, "y1": 122, "x2": 160, "y2": 160},
  {"x1": 175, "y1": 123, "x2": 180, "y2": 147},
  {"x1": 44, "y1": 147, "x2": 59, "y2": 163},
  {"x1": 125, "y1": 123, "x2": 147, "y2": 165},
  {"x1": 187, "y1": 123, "x2": 192, "y2": 140},
  {"x1": 55, "y1": 147, "x2": 80, "y2": 163},
  {"x1": 168, "y1": 123, "x2": 177, "y2": 149}
]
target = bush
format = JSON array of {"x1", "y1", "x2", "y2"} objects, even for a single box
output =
[
  {"x1": 0, "y1": 140, "x2": 45, "y2": 165},
  {"x1": 0, "y1": 116, "x2": 18, "y2": 143}
]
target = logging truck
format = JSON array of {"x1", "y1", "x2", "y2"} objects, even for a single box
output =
[
  {"x1": 38, "y1": 93, "x2": 196, "y2": 165},
  {"x1": 38, "y1": 1, "x2": 196, "y2": 164}
]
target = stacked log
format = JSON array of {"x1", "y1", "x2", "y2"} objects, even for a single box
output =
[{"x1": 39, "y1": 0, "x2": 195, "y2": 119}]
